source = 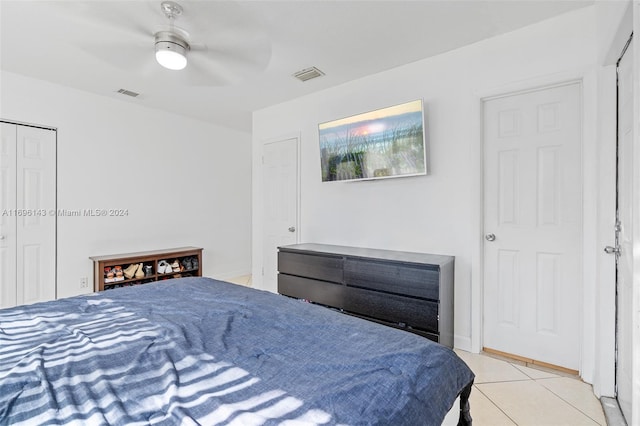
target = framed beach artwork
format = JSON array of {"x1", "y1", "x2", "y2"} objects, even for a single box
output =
[{"x1": 318, "y1": 99, "x2": 427, "y2": 182}]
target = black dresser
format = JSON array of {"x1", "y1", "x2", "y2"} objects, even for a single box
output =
[{"x1": 277, "y1": 243, "x2": 455, "y2": 347}]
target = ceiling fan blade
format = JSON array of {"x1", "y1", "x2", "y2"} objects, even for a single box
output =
[
  {"x1": 169, "y1": 0, "x2": 272, "y2": 77},
  {"x1": 179, "y1": 58, "x2": 235, "y2": 87},
  {"x1": 76, "y1": 42, "x2": 157, "y2": 76},
  {"x1": 212, "y1": 37, "x2": 271, "y2": 68},
  {"x1": 39, "y1": 1, "x2": 157, "y2": 42},
  {"x1": 179, "y1": 0, "x2": 265, "y2": 40},
  {"x1": 195, "y1": 31, "x2": 271, "y2": 70},
  {"x1": 31, "y1": 0, "x2": 273, "y2": 88}
]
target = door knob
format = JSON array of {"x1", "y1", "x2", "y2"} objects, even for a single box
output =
[
  {"x1": 288, "y1": 226, "x2": 296, "y2": 233},
  {"x1": 485, "y1": 233, "x2": 496, "y2": 242},
  {"x1": 604, "y1": 246, "x2": 620, "y2": 255},
  {"x1": 0, "y1": 235, "x2": 5, "y2": 240}
]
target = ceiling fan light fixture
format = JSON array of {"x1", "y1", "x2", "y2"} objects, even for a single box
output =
[
  {"x1": 155, "y1": 43, "x2": 187, "y2": 70},
  {"x1": 155, "y1": 31, "x2": 190, "y2": 70}
]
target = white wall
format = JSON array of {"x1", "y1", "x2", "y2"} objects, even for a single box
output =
[
  {"x1": 1, "y1": 71, "x2": 252, "y2": 299},
  {"x1": 253, "y1": 7, "x2": 599, "y2": 353}
]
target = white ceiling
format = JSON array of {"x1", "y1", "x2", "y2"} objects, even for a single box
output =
[{"x1": 0, "y1": 0, "x2": 592, "y2": 133}]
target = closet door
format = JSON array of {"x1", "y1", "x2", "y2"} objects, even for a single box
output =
[
  {"x1": 16, "y1": 125, "x2": 56, "y2": 305},
  {"x1": 0, "y1": 123, "x2": 18, "y2": 308},
  {"x1": 0, "y1": 123, "x2": 56, "y2": 308}
]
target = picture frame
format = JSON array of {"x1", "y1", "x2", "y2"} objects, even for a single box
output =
[{"x1": 318, "y1": 99, "x2": 427, "y2": 182}]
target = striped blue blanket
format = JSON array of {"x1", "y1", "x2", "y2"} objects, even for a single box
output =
[{"x1": 0, "y1": 277, "x2": 473, "y2": 425}]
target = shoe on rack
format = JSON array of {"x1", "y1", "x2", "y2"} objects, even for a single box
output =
[
  {"x1": 143, "y1": 265, "x2": 153, "y2": 277},
  {"x1": 134, "y1": 263, "x2": 145, "y2": 279},
  {"x1": 114, "y1": 266, "x2": 124, "y2": 281},
  {"x1": 171, "y1": 260, "x2": 181, "y2": 272},
  {"x1": 123, "y1": 263, "x2": 138, "y2": 279},
  {"x1": 182, "y1": 258, "x2": 193, "y2": 270},
  {"x1": 104, "y1": 267, "x2": 115, "y2": 283},
  {"x1": 157, "y1": 260, "x2": 169, "y2": 274},
  {"x1": 191, "y1": 257, "x2": 199, "y2": 271}
]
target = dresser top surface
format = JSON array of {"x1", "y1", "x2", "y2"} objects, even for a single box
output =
[{"x1": 278, "y1": 243, "x2": 454, "y2": 266}]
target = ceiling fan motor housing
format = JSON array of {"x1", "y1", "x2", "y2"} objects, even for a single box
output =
[{"x1": 155, "y1": 31, "x2": 190, "y2": 54}]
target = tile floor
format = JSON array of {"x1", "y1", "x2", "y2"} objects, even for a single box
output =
[
  {"x1": 225, "y1": 276, "x2": 606, "y2": 425},
  {"x1": 442, "y1": 350, "x2": 606, "y2": 425},
  {"x1": 226, "y1": 274, "x2": 253, "y2": 286}
]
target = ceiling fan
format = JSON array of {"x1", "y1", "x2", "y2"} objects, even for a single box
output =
[
  {"x1": 55, "y1": 0, "x2": 272, "y2": 86},
  {"x1": 154, "y1": 2, "x2": 190, "y2": 71}
]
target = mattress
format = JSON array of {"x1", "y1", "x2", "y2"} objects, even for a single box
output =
[{"x1": 0, "y1": 277, "x2": 474, "y2": 425}]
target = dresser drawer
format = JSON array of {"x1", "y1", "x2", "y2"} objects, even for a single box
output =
[
  {"x1": 347, "y1": 313, "x2": 440, "y2": 343},
  {"x1": 278, "y1": 251, "x2": 343, "y2": 283},
  {"x1": 342, "y1": 286, "x2": 439, "y2": 333},
  {"x1": 344, "y1": 258, "x2": 440, "y2": 301},
  {"x1": 278, "y1": 274, "x2": 345, "y2": 309}
]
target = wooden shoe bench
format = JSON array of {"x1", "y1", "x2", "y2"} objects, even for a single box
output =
[{"x1": 90, "y1": 247, "x2": 202, "y2": 292}]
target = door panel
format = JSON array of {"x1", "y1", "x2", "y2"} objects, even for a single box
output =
[
  {"x1": 537, "y1": 147, "x2": 561, "y2": 226},
  {"x1": 0, "y1": 124, "x2": 56, "y2": 308},
  {"x1": 0, "y1": 123, "x2": 17, "y2": 308},
  {"x1": 536, "y1": 252, "x2": 560, "y2": 334},
  {"x1": 497, "y1": 249, "x2": 519, "y2": 328},
  {"x1": 483, "y1": 83, "x2": 582, "y2": 370},
  {"x1": 262, "y1": 138, "x2": 298, "y2": 293},
  {"x1": 615, "y1": 38, "x2": 633, "y2": 424},
  {"x1": 16, "y1": 125, "x2": 56, "y2": 305}
]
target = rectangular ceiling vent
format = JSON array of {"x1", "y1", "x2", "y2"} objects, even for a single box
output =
[
  {"x1": 116, "y1": 88, "x2": 140, "y2": 98},
  {"x1": 292, "y1": 66, "x2": 325, "y2": 82}
]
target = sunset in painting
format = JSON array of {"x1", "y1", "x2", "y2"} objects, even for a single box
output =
[{"x1": 319, "y1": 100, "x2": 426, "y2": 182}]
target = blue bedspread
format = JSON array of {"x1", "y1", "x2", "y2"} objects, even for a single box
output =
[{"x1": 0, "y1": 277, "x2": 474, "y2": 425}]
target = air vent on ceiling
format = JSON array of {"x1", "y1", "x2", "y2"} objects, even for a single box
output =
[
  {"x1": 116, "y1": 88, "x2": 140, "y2": 98},
  {"x1": 292, "y1": 66, "x2": 325, "y2": 82}
]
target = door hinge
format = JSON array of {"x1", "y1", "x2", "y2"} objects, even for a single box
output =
[{"x1": 604, "y1": 246, "x2": 621, "y2": 255}]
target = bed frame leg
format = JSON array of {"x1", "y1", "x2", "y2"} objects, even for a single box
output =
[{"x1": 457, "y1": 381, "x2": 473, "y2": 426}]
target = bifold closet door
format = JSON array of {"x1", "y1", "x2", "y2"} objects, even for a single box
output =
[
  {"x1": 0, "y1": 122, "x2": 56, "y2": 308},
  {"x1": 0, "y1": 123, "x2": 18, "y2": 308}
]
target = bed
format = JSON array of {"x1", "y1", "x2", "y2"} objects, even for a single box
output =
[{"x1": 0, "y1": 277, "x2": 474, "y2": 425}]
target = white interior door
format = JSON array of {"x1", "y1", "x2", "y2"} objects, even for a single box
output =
[
  {"x1": 0, "y1": 122, "x2": 56, "y2": 308},
  {"x1": 0, "y1": 123, "x2": 18, "y2": 308},
  {"x1": 615, "y1": 37, "x2": 633, "y2": 424},
  {"x1": 483, "y1": 83, "x2": 582, "y2": 370},
  {"x1": 262, "y1": 138, "x2": 298, "y2": 293}
]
